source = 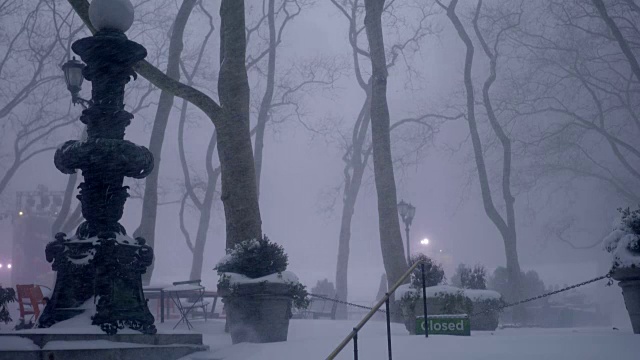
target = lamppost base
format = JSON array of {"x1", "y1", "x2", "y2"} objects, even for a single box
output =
[{"x1": 38, "y1": 231, "x2": 156, "y2": 335}]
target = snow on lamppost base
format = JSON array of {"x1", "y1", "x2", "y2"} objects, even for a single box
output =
[{"x1": 38, "y1": 2, "x2": 156, "y2": 334}]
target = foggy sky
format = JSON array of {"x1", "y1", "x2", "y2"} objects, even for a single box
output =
[{"x1": 0, "y1": 0, "x2": 622, "y2": 306}]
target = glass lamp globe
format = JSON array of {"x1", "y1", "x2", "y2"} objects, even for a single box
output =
[
  {"x1": 407, "y1": 204, "x2": 416, "y2": 222},
  {"x1": 89, "y1": 0, "x2": 134, "y2": 32},
  {"x1": 398, "y1": 200, "x2": 409, "y2": 218}
]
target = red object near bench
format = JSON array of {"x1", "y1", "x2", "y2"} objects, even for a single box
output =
[{"x1": 16, "y1": 284, "x2": 46, "y2": 323}]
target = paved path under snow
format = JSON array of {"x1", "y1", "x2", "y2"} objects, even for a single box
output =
[{"x1": 170, "y1": 319, "x2": 638, "y2": 360}]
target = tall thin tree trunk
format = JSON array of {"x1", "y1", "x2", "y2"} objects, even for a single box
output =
[
  {"x1": 364, "y1": 0, "x2": 408, "y2": 321},
  {"x1": 445, "y1": 0, "x2": 523, "y2": 317},
  {"x1": 135, "y1": 0, "x2": 197, "y2": 284},
  {"x1": 335, "y1": 181, "x2": 358, "y2": 319},
  {"x1": 218, "y1": 0, "x2": 262, "y2": 248},
  {"x1": 335, "y1": 95, "x2": 371, "y2": 320},
  {"x1": 51, "y1": 173, "x2": 77, "y2": 236},
  {"x1": 189, "y1": 133, "x2": 220, "y2": 281}
]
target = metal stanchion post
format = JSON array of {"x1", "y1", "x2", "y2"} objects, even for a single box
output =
[
  {"x1": 385, "y1": 297, "x2": 392, "y2": 359},
  {"x1": 353, "y1": 328, "x2": 359, "y2": 360},
  {"x1": 421, "y1": 263, "x2": 428, "y2": 338}
]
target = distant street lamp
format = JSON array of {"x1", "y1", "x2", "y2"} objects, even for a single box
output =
[{"x1": 397, "y1": 200, "x2": 416, "y2": 264}]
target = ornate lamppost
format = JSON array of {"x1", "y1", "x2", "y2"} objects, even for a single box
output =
[
  {"x1": 397, "y1": 200, "x2": 416, "y2": 265},
  {"x1": 38, "y1": 0, "x2": 156, "y2": 335}
]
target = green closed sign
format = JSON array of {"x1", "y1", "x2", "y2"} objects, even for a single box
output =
[{"x1": 416, "y1": 315, "x2": 470, "y2": 336}]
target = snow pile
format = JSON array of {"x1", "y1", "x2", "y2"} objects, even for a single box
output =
[
  {"x1": 397, "y1": 284, "x2": 461, "y2": 300},
  {"x1": 463, "y1": 289, "x2": 502, "y2": 301}
]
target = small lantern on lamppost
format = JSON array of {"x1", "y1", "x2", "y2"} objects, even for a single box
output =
[
  {"x1": 397, "y1": 200, "x2": 416, "y2": 264},
  {"x1": 61, "y1": 57, "x2": 91, "y2": 108}
]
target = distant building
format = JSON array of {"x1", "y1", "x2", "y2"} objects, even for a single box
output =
[{"x1": 10, "y1": 186, "x2": 63, "y2": 287}]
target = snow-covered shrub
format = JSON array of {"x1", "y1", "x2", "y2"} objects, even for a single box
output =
[
  {"x1": 289, "y1": 282, "x2": 310, "y2": 309},
  {"x1": 215, "y1": 235, "x2": 309, "y2": 310},
  {"x1": 409, "y1": 253, "x2": 445, "y2": 288},
  {"x1": 439, "y1": 292, "x2": 474, "y2": 315},
  {"x1": 311, "y1": 278, "x2": 336, "y2": 298},
  {"x1": 215, "y1": 235, "x2": 288, "y2": 279},
  {"x1": 452, "y1": 263, "x2": 487, "y2": 290},
  {"x1": 0, "y1": 285, "x2": 16, "y2": 326},
  {"x1": 604, "y1": 207, "x2": 640, "y2": 270}
]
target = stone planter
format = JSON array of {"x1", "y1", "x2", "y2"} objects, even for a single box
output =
[
  {"x1": 469, "y1": 301, "x2": 499, "y2": 331},
  {"x1": 612, "y1": 267, "x2": 640, "y2": 334},
  {"x1": 401, "y1": 298, "x2": 446, "y2": 334},
  {"x1": 219, "y1": 282, "x2": 293, "y2": 344}
]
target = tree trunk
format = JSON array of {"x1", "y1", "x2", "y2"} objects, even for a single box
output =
[
  {"x1": 335, "y1": 178, "x2": 360, "y2": 319},
  {"x1": 51, "y1": 173, "x2": 78, "y2": 236},
  {"x1": 253, "y1": 0, "x2": 277, "y2": 196},
  {"x1": 446, "y1": 0, "x2": 523, "y2": 318},
  {"x1": 189, "y1": 133, "x2": 220, "y2": 281},
  {"x1": 364, "y1": 0, "x2": 408, "y2": 321},
  {"x1": 335, "y1": 96, "x2": 371, "y2": 320},
  {"x1": 0, "y1": 159, "x2": 21, "y2": 198},
  {"x1": 135, "y1": 0, "x2": 197, "y2": 284},
  {"x1": 61, "y1": 203, "x2": 83, "y2": 234},
  {"x1": 218, "y1": 0, "x2": 263, "y2": 248}
]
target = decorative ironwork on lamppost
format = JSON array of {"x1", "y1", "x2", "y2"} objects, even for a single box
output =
[
  {"x1": 38, "y1": 0, "x2": 156, "y2": 335},
  {"x1": 397, "y1": 200, "x2": 416, "y2": 265}
]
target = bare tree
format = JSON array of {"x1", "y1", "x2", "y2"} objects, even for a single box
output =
[
  {"x1": 436, "y1": 0, "x2": 525, "y2": 311},
  {"x1": 363, "y1": 0, "x2": 410, "y2": 321},
  {"x1": 133, "y1": 0, "x2": 198, "y2": 283},
  {"x1": 67, "y1": 0, "x2": 263, "y2": 250},
  {"x1": 328, "y1": 0, "x2": 444, "y2": 319},
  {"x1": 506, "y1": 0, "x2": 640, "y2": 241},
  {"x1": 0, "y1": 1, "x2": 85, "y2": 198},
  {"x1": 177, "y1": 1, "x2": 220, "y2": 281}
]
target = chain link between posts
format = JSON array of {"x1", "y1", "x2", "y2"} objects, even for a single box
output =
[{"x1": 308, "y1": 271, "x2": 614, "y2": 318}]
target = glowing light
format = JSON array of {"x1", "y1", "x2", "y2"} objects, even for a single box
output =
[
  {"x1": 18, "y1": 211, "x2": 24, "y2": 216},
  {"x1": 7, "y1": 264, "x2": 11, "y2": 269},
  {"x1": 0, "y1": 264, "x2": 3, "y2": 268},
  {"x1": 420, "y1": 238, "x2": 430, "y2": 246},
  {"x1": 439, "y1": 249, "x2": 443, "y2": 253}
]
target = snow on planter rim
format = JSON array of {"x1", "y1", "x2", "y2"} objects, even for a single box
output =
[{"x1": 221, "y1": 270, "x2": 300, "y2": 286}]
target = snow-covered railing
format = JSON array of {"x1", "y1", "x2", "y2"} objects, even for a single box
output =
[{"x1": 326, "y1": 260, "x2": 429, "y2": 360}]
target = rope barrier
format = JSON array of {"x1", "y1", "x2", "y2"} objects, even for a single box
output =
[{"x1": 310, "y1": 271, "x2": 613, "y2": 318}]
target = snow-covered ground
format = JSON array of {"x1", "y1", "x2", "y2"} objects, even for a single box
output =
[
  {"x1": 167, "y1": 319, "x2": 639, "y2": 360},
  {"x1": 1, "y1": 308, "x2": 636, "y2": 359}
]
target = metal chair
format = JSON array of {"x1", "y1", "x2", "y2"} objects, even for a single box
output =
[
  {"x1": 164, "y1": 280, "x2": 209, "y2": 330},
  {"x1": 15, "y1": 284, "x2": 46, "y2": 327}
]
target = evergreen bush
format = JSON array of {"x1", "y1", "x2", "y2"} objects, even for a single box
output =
[
  {"x1": 215, "y1": 235, "x2": 288, "y2": 278},
  {"x1": 409, "y1": 253, "x2": 445, "y2": 288},
  {"x1": 0, "y1": 285, "x2": 16, "y2": 326}
]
